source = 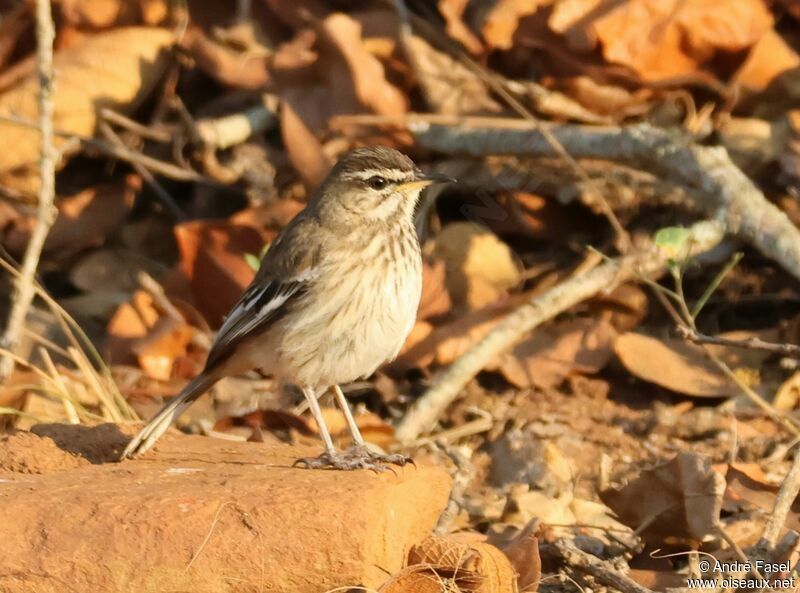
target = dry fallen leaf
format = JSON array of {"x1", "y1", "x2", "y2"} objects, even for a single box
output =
[
  {"x1": 406, "y1": 35, "x2": 502, "y2": 115},
  {"x1": 107, "y1": 289, "x2": 161, "y2": 365},
  {"x1": 4, "y1": 181, "x2": 136, "y2": 257},
  {"x1": 500, "y1": 519, "x2": 541, "y2": 593},
  {"x1": 434, "y1": 222, "x2": 521, "y2": 310},
  {"x1": 419, "y1": 260, "x2": 453, "y2": 321},
  {"x1": 614, "y1": 332, "x2": 733, "y2": 398},
  {"x1": 131, "y1": 317, "x2": 196, "y2": 381},
  {"x1": 600, "y1": 452, "x2": 725, "y2": 544},
  {"x1": 174, "y1": 220, "x2": 265, "y2": 326},
  {"x1": 733, "y1": 30, "x2": 800, "y2": 95},
  {"x1": 549, "y1": 0, "x2": 773, "y2": 80},
  {"x1": 482, "y1": 0, "x2": 546, "y2": 50},
  {"x1": 438, "y1": 0, "x2": 484, "y2": 55},
  {"x1": 0, "y1": 27, "x2": 174, "y2": 195},
  {"x1": 279, "y1": 95, "x2": 332, "y2": 191},
  {"x1": 496, "y1": 317, "x2": 617, "y2": 389}
]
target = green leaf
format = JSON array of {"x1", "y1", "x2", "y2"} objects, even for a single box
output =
[
  {"x1": 244, "y1": 253, "x2": 261, "y2": 271},
  {"x1": 654, "y1": 227, "x2": 691, "y2": 256},
  {"x1": 244, "y1": 242, "x2": 271, "y2": 272}
]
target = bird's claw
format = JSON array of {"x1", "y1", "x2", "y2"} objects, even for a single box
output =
[{"x1": 293, "y1": 446, "x2": 414, "y2": 473}]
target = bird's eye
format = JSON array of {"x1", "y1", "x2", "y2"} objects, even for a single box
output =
[{"x1": 367, "y1": 176, "x2": 387, "y2": 190}]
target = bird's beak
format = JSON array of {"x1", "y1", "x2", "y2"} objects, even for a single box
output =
[{"x1": 399, "y1": 171, "x2": 457, "y2": 191}]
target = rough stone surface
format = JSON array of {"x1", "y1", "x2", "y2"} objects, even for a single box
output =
[{"x1": 0, "y1": 424, "x2": 452, "y2": 593}]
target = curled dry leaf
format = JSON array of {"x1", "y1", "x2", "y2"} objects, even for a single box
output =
[
  {"x1": 600, "y1": 452, "x2": 725, "y2": 544},
  {"x1": 0, "y1": 27, "x2": 175, "y2": 195},
  {"x1": 500, "y1": 519, "x2": 541, "y2": 593},
  {"x1": 4, "y1": 181, "x2": 136, "y2": 257},
  {"x1": 482, "y1": 0, "x2": 546, "y2": 50},
  {"x1": 60, "y1": 0, "x2": 141, "y2": 29},
  {"x1": 317, "y1": 13, "x2": 407, "y2": 119},
  {"x1": 406, "y1": 35, "x2": 501, "y2": 115},
  {"x1": 107, "y1": 289, "x2": 161, "y2": 365},
  {"x1": 279, "y1": 95, "x2": 332, "y2": 191},
  {"x1": 614, "y1": 332, "x2": 733, "y2": 398},
  {"x1": 174, "y1": 220, "x2": 265, "y2": 327},
  {"x1": 418, "y1": 260, "x2": 452, "y2": 321},
  {"x1": 438, "y1": 0, "x2": 484, "y2": 55},
  {"x1": 733, "y1": 30, "x2": 800, "y2": 95},
  {"x1": 549, "y1": 0, "x2": 773, "y2": 80},
  {"x1": 407, "y1": 535, "x2": 517, "y2": 593},
  {"x1": 433, "y1": 222, "x2": 521, "y2": 311},
  {"x1": 187, "y1": 26, "x2": 271, "y2": 90},
  {"x1": 495, "y1": 317, "x2": 617, "y2": 390},
  {"x1": 131, "y1": 317, "x2": 196, "y2": 381}
]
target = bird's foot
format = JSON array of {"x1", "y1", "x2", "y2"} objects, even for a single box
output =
[
  {"x1": 293, "y1": 446, "x2": 414, "y2": 472},
  {"x1": 346, "y1": 445, "x2": 415, "y2": 467}
]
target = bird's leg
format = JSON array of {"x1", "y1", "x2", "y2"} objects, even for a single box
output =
[
  {"x1": 293, "y1": 385, "x2": 412, "y2": 471},
  {"x1": 333, "y1": 384, "x2": 414, "y2": 468},
  {"x1": 332, "y1": 384, "x2": 366, "y2": 447}
]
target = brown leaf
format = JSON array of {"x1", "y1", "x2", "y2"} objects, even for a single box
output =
[
  {"x1": 438, "y1": 0, "x2": 484, "y2": 55},
  {"x1": 433, "y1": 223, "x2": 521, "y2": 311},
  {"x1": 501, "y1": 520, "x2": 541, "y2": 593},
  {"x1": 107, "y1": 289, "x2": 161, "y2": 365},
  {"x1": 406, "y1": 35, "x2": 501, "y2": 115},
  {"x1": 174, "y1": 220, "x2": 265, "y2": 326},
  {"x1": 0, "y1": 5, "x2": 32, "y2": 71},
  {"x1": 394, "y1": 306, "x2": 508, "y2": 370},
  {"x1": 614, "y1": 332, "x2": 733, "y2": 398},
  {"x1": 733, "y1": 29, "x2": 800, "y2": 94},
  {"x1": 600, "y1": 452, "x2": 725, "y2": 544},
  {"x1": 60, "y1": 0, "x2": 140, "y2": 28},
  {"x1": 418, "y1": 260, "x2": 452, "y2": 321},
  {"x1": 496, "y1": 318, "x2": 617, "y2": 389},
  {"x1": 482, "y1": 0, "x2": 546, "y2": 50},
  {"x1": 4, "y1": 181, "x2": 136, "y2": 257},
  {"x1": 549, "y1": 0, "x2": 773, "y2": 81},
  {"x1": 317, "y1": 13, "x2": 408, "y2": 118},
  {"x1": 186, "y1": 26, "x2": 271, "y2": 90},
  {"x1": 0, "y1": 27, "x2": 175, "y2": 195},
  {"x1": 131, "y1": 317, "x2": 196, "y2": 381},
  {"x1": 280, "y1": 95, "x2": 332, "y2": 191}
]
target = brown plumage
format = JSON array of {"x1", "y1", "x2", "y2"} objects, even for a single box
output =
[{"x1": 120, "y1": 147, "x2": 454, "y2": 470}]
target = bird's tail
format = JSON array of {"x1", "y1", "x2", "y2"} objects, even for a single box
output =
[{"x1": 119, "y1": 373, "x2": 218, "y2": 460}]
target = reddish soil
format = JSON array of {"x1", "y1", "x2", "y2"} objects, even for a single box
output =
[{"x1": 0, "y1": 424, "x2": 452, "y2": 593}]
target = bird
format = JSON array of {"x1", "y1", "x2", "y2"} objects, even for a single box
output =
[{"x1": 120, "y1": 146, "x2": 454, "y2": 470}]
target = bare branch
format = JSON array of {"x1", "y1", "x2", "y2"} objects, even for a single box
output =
[
  {"x1": 676, "y1": 326, "x2": 800, "y2": 359},
  {"x1": 0, "y1": 0, "x2": 57, "y2": 381}
]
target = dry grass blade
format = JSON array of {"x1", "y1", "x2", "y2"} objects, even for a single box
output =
[{"x1": 0, "y1": 255, "x2": 137, "y2": 423}]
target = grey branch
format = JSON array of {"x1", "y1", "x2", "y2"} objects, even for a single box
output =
[
  {"x1": 676, "y1": 326, "x2": 800, "y2": 359},
  {"x1": 408, "y1": 119, "x2": 800, "y2": 282},
  {"x1": 551, "y1": 539, "x2": 656, "y2": 593},
  {"x1": 0, "y1": 0, "x2": 57, "y2": 380},
  {"x1": 395, "y1": 220, "x2": 725, "y2": 441}
]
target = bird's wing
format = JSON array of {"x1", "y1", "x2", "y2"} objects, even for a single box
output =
[{"x1": 203, "y1": 216, "x2": 321, "y2": 369}]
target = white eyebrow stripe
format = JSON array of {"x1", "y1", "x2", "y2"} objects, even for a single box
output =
[{"x1": 346, "y1": 168, "x2": 411, "y2": 182}]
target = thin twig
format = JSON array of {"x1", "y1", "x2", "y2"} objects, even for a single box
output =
[
  {"x1": 100, "y1": 108, "x2": 173, "y2": 143},
  {"x1": 1, "y1": 114, "x2": 210, "y2": 183},
  {"x1": 676, "y1": 326, "x2": 800, "y2": 359},
  {"x1": 98, "y1": 120, "x2": 186, "y2": 219},
  {"x1": 551, "y1": 539, "x2": 656, "y2": 593},
  {"x1": 0, "y1": 0, "x2": 57, "y2": 381},
  {"x1": 395, "y1": 220, "x2": 725, "y2": 441},
  {"x1": 759, "y1": 446, "x2": 800, "y2": 550}
]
